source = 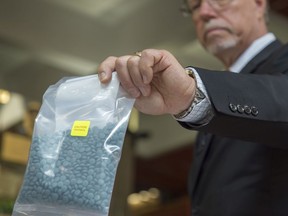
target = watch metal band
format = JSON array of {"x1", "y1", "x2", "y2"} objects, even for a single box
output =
[{"x1": 173, "y1": 68, "x2": 206, "y2": 119}]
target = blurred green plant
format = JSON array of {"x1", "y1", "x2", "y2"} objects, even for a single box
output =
[{"x1": 0, "y1": 199, "x2": 14, "y2": 214}]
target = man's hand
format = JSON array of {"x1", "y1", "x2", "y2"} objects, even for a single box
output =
[{"x1": 97, "y1": 49, "x2": 196, "y2": 116}]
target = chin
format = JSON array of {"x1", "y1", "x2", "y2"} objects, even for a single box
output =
[{"x1": 205, "y1": 38, "x2": 239, "y2": 55}]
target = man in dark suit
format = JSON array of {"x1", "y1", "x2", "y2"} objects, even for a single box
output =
[{"x1": 98, "y1": 0, "x2": 288, "y2": 215}]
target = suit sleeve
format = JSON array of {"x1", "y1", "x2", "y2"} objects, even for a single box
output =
[{"x1": 180, "y1": 67, "x2": 288, "y2": 148}]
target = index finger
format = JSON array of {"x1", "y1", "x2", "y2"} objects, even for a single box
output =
[{"x1": 138, "y1": 49, "x2": 169, "y2": 84}]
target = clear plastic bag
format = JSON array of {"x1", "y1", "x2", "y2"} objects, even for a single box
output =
[{"x1": 12, "y1": 74, "x2": 135, "y2": 216}]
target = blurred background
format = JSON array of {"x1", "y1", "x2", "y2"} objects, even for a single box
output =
[{"x1": 0, "y1": 0, "x2": 287, "y2": 215}]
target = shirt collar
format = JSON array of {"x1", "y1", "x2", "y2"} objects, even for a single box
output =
[{"x1": 229, "y1": 33, "x2": 276, "y2": 73}]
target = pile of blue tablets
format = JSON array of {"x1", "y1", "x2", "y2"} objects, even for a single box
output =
[{"x1": 17, "y1": 123, "x2": 126, "y2": 214}]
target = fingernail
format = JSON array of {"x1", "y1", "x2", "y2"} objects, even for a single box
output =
[
  {"x1": 140, "y1": 86, "x2": 149, "y2": 97},
  {"x1": 143, "y1": 75, "x2": 148, "y2": 84},
  {"x1": 139, "y1": 87, "x2": 147, "y2": 96},
  {"x1": 98, "y1": 71, "x2": 106, "y2": 81},
  {"x1": 131, "y1": 89, "x2": 141, "y2": 98}
]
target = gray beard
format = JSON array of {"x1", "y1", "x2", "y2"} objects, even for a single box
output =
[{"x1": 205, "y1": 38, "x2": 239, "y2": 56}]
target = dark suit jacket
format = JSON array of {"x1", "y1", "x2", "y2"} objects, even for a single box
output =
[{"x1": 181, "y1": 40, "x2": 288, "y2": 216}]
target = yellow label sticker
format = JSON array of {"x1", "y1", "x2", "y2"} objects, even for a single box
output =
[{"x1": 71, "y1": 121, "x2": 91, "y2": 137}]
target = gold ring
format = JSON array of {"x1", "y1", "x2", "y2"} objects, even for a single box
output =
[{"x1": 134, "y1": 51, "x2": 142, "y2": 57}]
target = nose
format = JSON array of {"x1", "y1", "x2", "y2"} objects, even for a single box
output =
[{"x1": 197, "y1": 1, "x2": 217, "y2": 20}]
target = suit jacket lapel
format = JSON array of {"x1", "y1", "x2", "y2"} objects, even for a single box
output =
[{"x1": 241, "y1": 40, "x2": 282, "y2": 74}]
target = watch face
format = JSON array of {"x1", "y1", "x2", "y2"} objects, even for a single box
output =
[{"x1": 195, "y1": 88, "x2": 205, "y2": 103}]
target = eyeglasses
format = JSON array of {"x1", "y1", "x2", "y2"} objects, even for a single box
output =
[{"x1": 180, "y1": 0, "x2": 233, "y2": 17}]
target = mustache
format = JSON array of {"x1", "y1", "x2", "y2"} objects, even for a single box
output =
[{"x1": 204, "y1": 20, "x2": 234, "y2": 34}]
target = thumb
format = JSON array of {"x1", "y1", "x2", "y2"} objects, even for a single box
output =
[{"x1": 97, "y1": 56, "x2": 117, "y2": 83}]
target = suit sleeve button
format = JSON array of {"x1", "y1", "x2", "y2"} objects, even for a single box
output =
[
  {"x1": 229, "y1": 103, "x2": 237, "y2": 112},
  {"x1": 244, "y1": 105, "x2": 252, "y2": 115},
  {"x1": 251, "y1": 106, "x2": 259, "y2": 116},
  {"x1": 237, "y1": 105, "x2": 245, "y2": 113}
]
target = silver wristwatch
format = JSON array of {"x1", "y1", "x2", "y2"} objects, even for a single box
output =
[{"x1": 173, "y1": 68, "x2": 206, "y2": 119}]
